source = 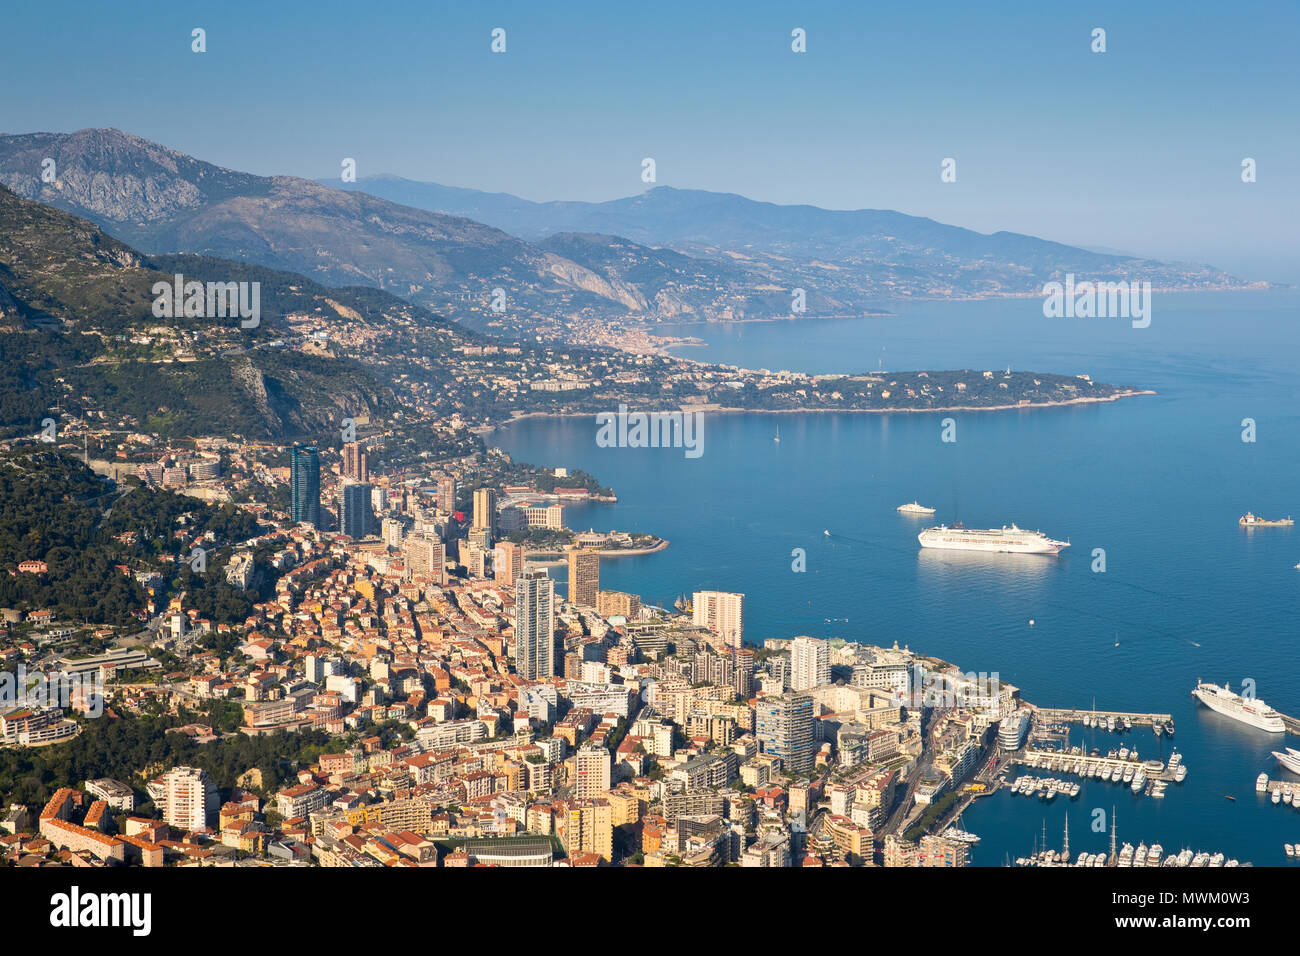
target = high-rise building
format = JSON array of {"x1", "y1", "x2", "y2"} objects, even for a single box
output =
[
  {"x1": 342, "y1": 441, "x2": 368, "y2": 483},
  {"x1": 516, "y1": 569, "x2": 555, "y2": 680},
  {"x1": 790, "y1": 636, "x2": 831, "y2": 690},
  {"x1": 472, "y1": 487, "x2": 497, "y2": 531},
  {"x1": 403, "y1": 533, "x2": 445, "y2": 585},
  {"x1": 755, "y1": 694, "x2": 815, "y2": 775},
  {"x1": 494, "y1": 542, "x2": 523, "y2": 585},
  {"x1": 574, "y1": 744, "x2": 611, "y2": 798},
  {"x1": 732, "y1": 646, "x2": 755, "y2": 698},
  {"x1": 567, "y1": 549, "x2": 600, "y2": 607},
  {"x1": 436, "y1": 476, "x2": 455, "y2": 513},
  {"x1": 290, "y1": 445, "x2": 321, "y2": 528},
  {"x1": 692, "y1": 591, "x2": 744, "y2": 648},
  {"x1": 338, "y1": 481, "x2": 374, "y2": 538},
  {"x1": 381, "y1": 517, "x2": 407, "y2": 548},
  {"x1": 162, "y1": 766, "x2": 215, "y2": 832},
  {"x1": 596, "y1": 590, "x2": 641, "y2": 619}
]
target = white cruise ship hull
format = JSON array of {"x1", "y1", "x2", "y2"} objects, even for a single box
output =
[
  {"x1": 1192, "y1": 688, "x2": 1285, "y2": 732},
  {"x1": 918, "y1": 526, "x2": 1067, "y2": 555},
  {"x1": 1272, "y1": 750, "x2": 1300, "y2": 775}
]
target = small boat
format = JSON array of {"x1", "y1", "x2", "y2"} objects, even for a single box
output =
[
  {"x1": 1225, "y1": 795, "x2": 1236, "y2": 801},
  {"x1": 773, "y1": 426, "x2": 780, "y2": 443},
  {"x1": 823, "y1": 529, "x2": 830, "y2": 536},
  {"x1": 1154, "y1": 722, "x2": 1164, "y2": 737},
  {"x1": 1289, "y1": 845, "x2": 1297, "y2": 858}
]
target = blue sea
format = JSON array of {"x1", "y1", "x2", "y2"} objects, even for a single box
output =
[{"x1": 490, "y1": 289, "x2": 1300, "y2": 866}]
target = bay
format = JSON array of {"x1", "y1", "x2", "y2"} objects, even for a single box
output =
[{"x1": 490, "y1": 289, "x2": 1300, "y2": 866}]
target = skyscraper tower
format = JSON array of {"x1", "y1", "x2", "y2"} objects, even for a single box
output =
[
  {"x1": 338, "y1": 481, "x2": 373, "y2": 538},
  {"x1": 692, "y1": 591, "x2": 744, "y2": 648},
  {"x1": 436, "y1": 476, "x2": 455, "y2": 513},
  {"x1": 515, "y1": 569, "x2": 555, "y2": 680},
  {"x1": 755, "y1": 693, "x2": 814, "y2": 774},
  {"x1": 567, "y1": 548, "x2": 600, "y2": 607},
  {"x1": 472, "y1": 487, "x2": 497, "y2": 532},
  {"x1": 291, "y1": 445, "x2": 321, "y2": 528},
  {"x1": 342, "y1": 441, "x2": 368, "y2": 483},
  {"x1": 790, "y1": 635, "x2": 831, "y2": 690}
]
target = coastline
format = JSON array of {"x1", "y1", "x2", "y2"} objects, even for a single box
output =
[{"x1": 481, "y1": 388, "x2": 1156, "y2": 433}]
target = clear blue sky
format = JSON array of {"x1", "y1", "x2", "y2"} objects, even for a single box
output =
[{"x1": 3, "y1": 0, "x2": 1297, "y2": 281}]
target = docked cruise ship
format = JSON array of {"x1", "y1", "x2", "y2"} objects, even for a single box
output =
[
  {"x1": 918, "y1": 523, "x2": 1069, "y2": 555},
  {"x1": 1191, "y1": 680, "x2": 1285, "y2": 733}
]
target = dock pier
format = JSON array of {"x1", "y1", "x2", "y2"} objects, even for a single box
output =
[{"x1": 1031, "y1": 706, "x2": 1173, "y2": 730}]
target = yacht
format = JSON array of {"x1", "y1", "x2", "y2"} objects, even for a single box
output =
[
  {"x1": 1257, "y1": 772, "x2": 1270, "y2": 792},
  {"x1": 1271, "y1": 747, "x2": 1300, "y2": 775},
  {"x1": 1174, "y1": 764, "x2": 1188, "y2": 783},
  {"x1": 896, "y1": 501, "x2": 936, "y2": 515},
  {"x1": 1273, "y1": 789, "x2": 1282, "y2": 804}
]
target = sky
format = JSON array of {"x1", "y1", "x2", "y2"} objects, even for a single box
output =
[{"x1": 3, "y1": 0, "x2": 1298, "y2": 282}]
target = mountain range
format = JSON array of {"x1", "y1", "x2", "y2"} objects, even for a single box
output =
[{"x1": 0, "y1": 128, "x2": 1263, "y2": 344}]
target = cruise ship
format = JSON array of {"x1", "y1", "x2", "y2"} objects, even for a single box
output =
[
  {"x1": 897, "y1": 501, "x2": 937, "y2": 515},
  {"x1": 918, "y1": 523, "x2": 1069, "y2": 555},
  {"x1": 1191, "y1": 679, "x2": 1285, "y2": 733},
  {"x1": 1272, "y1": 747, "x2": 1300, "y2": 775}
]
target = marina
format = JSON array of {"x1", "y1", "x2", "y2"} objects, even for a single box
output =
[
  {"x1": 1031, "y1": 707, "x2": 1173, "y2": 734},
  {"x1": 1004, "y1": 745, "x2": 1187, "y2": 796}
]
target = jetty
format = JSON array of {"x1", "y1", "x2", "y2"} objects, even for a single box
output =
[{"x1": 1032, "y1": 706, "x2": 1172, "y2": 730}]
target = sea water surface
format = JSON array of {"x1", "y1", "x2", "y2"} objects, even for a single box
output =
[{"x1": 490, "y1": 290, "x2": 1300, "y2": 866}]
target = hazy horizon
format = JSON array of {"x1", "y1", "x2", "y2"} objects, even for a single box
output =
[{"x1": 4, "y1": 0, "x2": 1297, "y2": 283}]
